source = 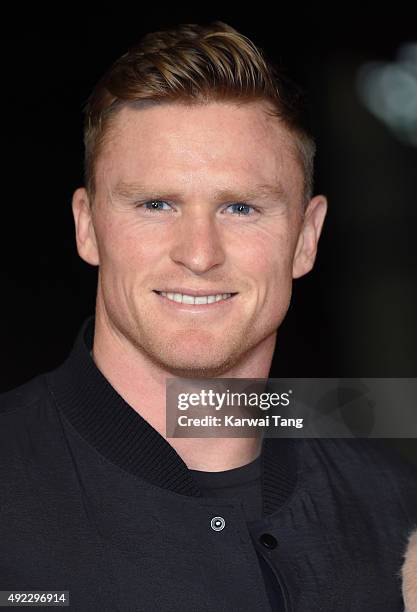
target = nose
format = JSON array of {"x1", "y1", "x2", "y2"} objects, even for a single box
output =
[{"x1": 168, "y1": 211, "x2": 226, "y2": 274}]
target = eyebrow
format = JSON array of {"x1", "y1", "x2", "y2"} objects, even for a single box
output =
[{"x1": 111, "y1": 180, "x2": 290, "y2": 205}]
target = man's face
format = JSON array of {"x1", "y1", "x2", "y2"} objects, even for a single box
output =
[{"x1": 73, "y1": 101, "x2": 326, "y2": 376}]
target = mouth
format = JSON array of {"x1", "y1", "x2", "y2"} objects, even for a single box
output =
[{"x1": 153, "y1": 290, "x2": 238, "y2": 306}]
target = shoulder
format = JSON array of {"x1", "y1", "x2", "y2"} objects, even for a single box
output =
[
  {"x1": 0, "y1": 374, "x2": 53, "y2": 459},
  {"x1": 0, "y1": 374, "x2": 48, "y2": 416},
  {"x1": 301, "y1": 438, "x2": 417, "y2": 518},
  {"x1": 346, "y1": 438, "x2": 417, "y2": 481},
  {"x1": 303, "y1": 437, "x2": 417, "y2": 478}
]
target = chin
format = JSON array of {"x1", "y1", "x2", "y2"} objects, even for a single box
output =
[
  {"x1": 162, "y1": 354, "x2": 235, "y2": 378},
  {"x1": 150, "y1": 344, "x2": 240, "y2": 378},
  {"x1": 162, "y1": 363, "x2": 234, "y2": 379}
]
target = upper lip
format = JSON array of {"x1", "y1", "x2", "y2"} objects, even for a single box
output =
[{"x1": 154, "y1": 289, "x2": 237, "y2": 297}]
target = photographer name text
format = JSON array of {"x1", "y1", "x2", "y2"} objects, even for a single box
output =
[{"x1": 177, "y1": 414, "x2": 303, "y2": 428}]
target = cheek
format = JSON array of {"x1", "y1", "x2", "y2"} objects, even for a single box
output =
[
  {"x1": 233, "y1": 226, "x2": 295, "y2": 286},
  {"x1": 96, "y1": 217, "x2": 157, "y2": 275},
  {"x1": 237, "y1": 230, "x2": 296, "y2": 326}
]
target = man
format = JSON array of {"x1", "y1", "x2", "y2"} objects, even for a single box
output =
[{"x1": 1, "y1": 21, "x2": 416, "y2": 611}]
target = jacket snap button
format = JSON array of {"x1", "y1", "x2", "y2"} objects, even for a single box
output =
[
  {"x1": 210, "y1": 516, "x2": 226, "y2": 531},
  {"x1": 259, "y1": 533, "x2": 278, "y2": 549}
]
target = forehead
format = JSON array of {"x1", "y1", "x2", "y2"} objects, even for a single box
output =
[{"x1": 96, "y1": 101, "x2": 303, "y2": 197}]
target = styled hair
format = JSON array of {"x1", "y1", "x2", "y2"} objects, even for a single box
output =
[{"x1": 83, "y1": 21, "x2": 316, "y2": 208}]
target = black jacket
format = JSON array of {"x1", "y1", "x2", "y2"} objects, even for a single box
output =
[{"x1": 1, "y1": 316, "x2": 416, "y2": 611}]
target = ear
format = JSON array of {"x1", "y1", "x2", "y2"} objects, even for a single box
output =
[
  {"x1": 292, "y1": 194, "x2": 328, "y2": 279},
  {"x1": 71, "y1": 187, "x2": 100, "y2": 266}
]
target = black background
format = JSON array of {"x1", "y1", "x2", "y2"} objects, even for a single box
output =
[{"x1": 1, "y1": 8, "x2": 416, "y2": 461}]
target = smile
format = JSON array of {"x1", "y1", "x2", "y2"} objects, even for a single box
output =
[{"x1": 155, "y1": 291, "x2": 235, "y2": 305}]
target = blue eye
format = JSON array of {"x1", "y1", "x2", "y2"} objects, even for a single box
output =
[
  {"x1": 226, "y1": 203, "x2": 254, "y2": 216},
  {"x1": 137, "y1": 200, "x2": 256, "y2": 216},
  {"x1": 141, "y1": 200, "x2": 172, "y2": 212}
]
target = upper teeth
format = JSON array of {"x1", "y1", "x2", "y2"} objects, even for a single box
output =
[{"x1": 159, "y1": 292, "x2": 232, "y2": 304}]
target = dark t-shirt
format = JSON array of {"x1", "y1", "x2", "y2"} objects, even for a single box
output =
[{"x1": 190, "y1": 456, "x2": 285, "y2": 611}]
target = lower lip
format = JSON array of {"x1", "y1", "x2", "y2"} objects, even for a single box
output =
[{"x1": 153, "y1": 291, "x2": 237, "y2": 313}]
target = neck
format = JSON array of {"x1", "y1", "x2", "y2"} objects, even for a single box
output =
[{"x1": 91, "y1": 308, "x2": 276, "y2": 472}]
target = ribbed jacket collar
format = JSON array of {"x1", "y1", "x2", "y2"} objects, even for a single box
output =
[{"x1": 46, "y1": 315, "x2": 300, "y2": 517}]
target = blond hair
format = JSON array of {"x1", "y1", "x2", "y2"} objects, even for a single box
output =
[{"x1": 83, "y1": 21, "x2": 316, "y2": 207}]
